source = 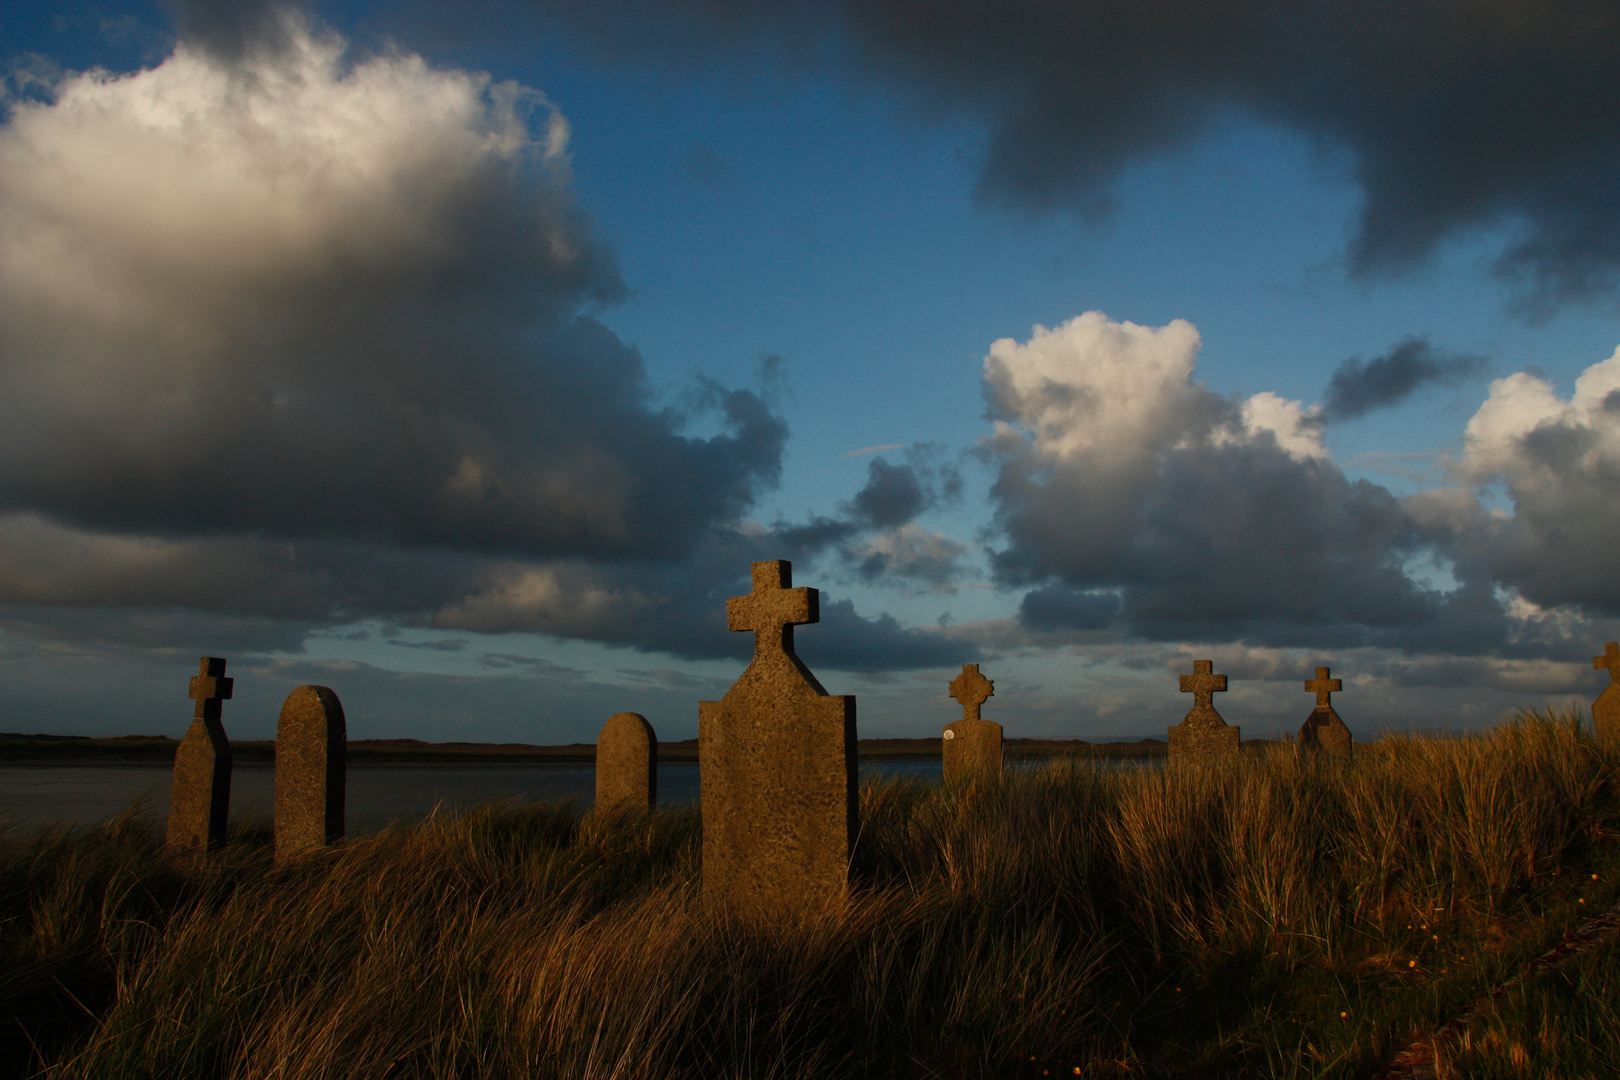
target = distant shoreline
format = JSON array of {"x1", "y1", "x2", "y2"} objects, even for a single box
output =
[{"x1": 0, "y1": 733, "x2": 1170, "y2": 765}]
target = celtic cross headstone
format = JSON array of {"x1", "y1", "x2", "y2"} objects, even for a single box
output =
[{"x1": 944, "y1": 663, "x2": 1002, "y2": 781}]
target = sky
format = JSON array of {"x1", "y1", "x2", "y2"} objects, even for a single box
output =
[{"x1": 3, "y1": 0, "x2": 1620, "y2": 744}]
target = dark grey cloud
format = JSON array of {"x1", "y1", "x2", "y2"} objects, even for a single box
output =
[
  {"x1": 849, "y1": 457, "x2": 924, "y2": 528},
  {"x1": 976, "y1": 311, "x2": 1574, "y2": 659},
  {"x1": 1321, "y1": 337, "x2": 1488, "y2": 422},
  {"x1": 161, "y1": 0, "x2": 292, "y2": 63},
  {"x1": 386, "y1": 637, "x2": 468, "y2": 652},
  {"x1": 1018, "y1": 585, "x2": 1120, "y2": 633},
  {"x1": 0, "y1": 19, "x2": 783, "y2": 564},
  {"x1": 513, "y1": 0, "x2": 1620, "y2": 310},
  {"x1": 1406, "y1": 354, "x2": 1620, "y2": 619}
]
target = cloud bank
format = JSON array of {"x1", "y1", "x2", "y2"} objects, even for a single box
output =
[
  {"x1": 0, "y1": 13, "x2": 954, "y2": 674},
  {"x1": 523, "y1": 0, "x2": 1620, "y2": 312},
  {"x1": 984, "y1": 311, "x2": 1615, "y2": 663}
]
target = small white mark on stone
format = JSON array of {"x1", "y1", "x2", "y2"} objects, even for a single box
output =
[{"x1": 943, "y1": 730, "x2": 956, "y2": 740}]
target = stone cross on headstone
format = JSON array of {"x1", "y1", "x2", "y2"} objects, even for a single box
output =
[
  {"x1": 274, "y1": 685, "x2": 346, "y2": 864},
  {"x1": 1168, "y1": 659, "x2": 1239, "y2": 761},
  {"x1": 699, "y1": 560, "x2": 857, "y2": 922},
  {"x1": 166, "y1": 657, "x2": 235, "y2": 855},
  {"x1": 1592, "y1": 642, "x2": 1620, "y2": 739},
  {"x1": 596, "y1": 711, "x2": 657, "y2": 811},
  {"x1": 944, "y1": 663, "x2": 1002, "y2": 782},
  {"x1": 1298, "y1": 666, "x2": 1353, "y2": 756}
]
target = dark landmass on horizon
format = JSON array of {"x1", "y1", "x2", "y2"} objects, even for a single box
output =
[{"x1": 0, "y1": 733, "x2": 1177, "y2": 764}]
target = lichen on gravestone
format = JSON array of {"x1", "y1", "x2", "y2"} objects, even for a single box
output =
[
  {"x1": 596, "y1": 711, "x2": 657, "y2": 811},
  {"x1": 1168, "y1": 659, "x2": 1239, "y2": 761},
  {"x1": 274, "y1": 685, "x2": 346, "y2": 863},
  {"x1": 698, "y1": 560, "x2": 857, "y2": 921},
  {"x1": 166, "y1": 656, "x2": 234, "y2": 856},
  {"x1": 944, "y1": 663, "x2": 1002, "y2": 782}
]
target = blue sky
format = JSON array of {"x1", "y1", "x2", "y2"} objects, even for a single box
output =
[{"x1": 3, "y1": 0, "x2": 1619, "y2": 744}]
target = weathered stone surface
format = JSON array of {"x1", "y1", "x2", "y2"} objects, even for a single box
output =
[
  {"x1": 597, "y1": 711, "x2": 657, "y2": 810},
  {"x1": 1298, "y1": 666, "x2": 1353, "y2": 756},
  {"x1": 944, "y1": 663, "x2": 1002, "y2": 782},
  {"x1": 1168, "y1": 659, "x2": 1239, "y2": 761},
  {"x1": 1593, "y1": 642, "x2": 1620, "y2": 739},
  {"x1": 699, "y1": 560, "x2": 857, "y2": 921},
  {"x1": 166, "y1": 657, "x2": 234, "y2": 855},
  {"x1": 274, "y1": 685, "x2": 346, "y2": 863}
]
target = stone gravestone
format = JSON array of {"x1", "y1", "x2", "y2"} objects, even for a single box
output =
[
  {"x1": 699, "y1": 560, "x2": 857, "y2": 921},
  {"x1": 274, "y1": 685, "x2": 346, "y2": 863},
  {"x1": 1298, "y1": 666, "x2": 1353, "y2": 756},
  {"x1": 1593, "y1": 642, "x2": 1620, "y2": 739},
  {"x1": 596, "y1": 711, "x2": 657, "y2": 810},
  {"x1": 1168, "y1": 659, "x2": 1239, "y2": 761},
  {"x1": 944, "y1": 663, "x2": 1002, "y2": 782},
  {"x1": 166, "y1": 657, "x2": 235, "y2": 855}
]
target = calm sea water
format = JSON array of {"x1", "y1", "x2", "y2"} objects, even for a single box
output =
[{"x1": 0, "y1": 761, "x2": 948, "y2": 833}]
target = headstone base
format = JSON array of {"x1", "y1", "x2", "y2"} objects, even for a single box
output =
[
  {"x1": 943, "y1": 717, "x2": 1003, "y2": 782},
  {"x1": 1299, "y1": 706, "x2": 1353, "y2": 756}
]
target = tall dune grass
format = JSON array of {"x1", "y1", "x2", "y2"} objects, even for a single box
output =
[{"x1": 3, "y1": 707, "x2": 1617, "y2": 1078}]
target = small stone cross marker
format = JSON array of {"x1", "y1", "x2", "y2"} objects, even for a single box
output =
[
  {"x1": 699, "y1": 560, "x2": 856, "y2": 922},
  {"x1": 190, "y1": 661, "x2": 234, "y2": 721},
  {"x1": 1305, "y1": 667, "x2": 1342, "y2": 709},
  {"x1": 1595, "y1": 642, "x2": 1620, "y2": 683},
  {"x1": 949, "y1": 664, "x2": 994, "y2": 723},
  {"x1": 1299, "y1": 665, "x2": 1352, "y2": 756},
  {"x1": 166, "y1": 657, "x2": 235, "y2": 856},
  {"x1": 1179, "y1": 660, "x2": 1227, "y2": 711},
  {"x1": 1593, "y1": 642, "x2": 1620, "y2": 739},
  {"x1": 1168, "y1": 659, "x2": 1238, "y2": 762},
  {"x1": 944, "y1": 663, "x2": 1002, "y2": 782},
  {"x1": 727, "y1": 561, "x2": 819, "y2": 673}
]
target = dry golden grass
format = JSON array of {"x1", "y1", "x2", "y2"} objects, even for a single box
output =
[{"x1": 3, "y1": 706, "x2": 1618, "y2": 1078}]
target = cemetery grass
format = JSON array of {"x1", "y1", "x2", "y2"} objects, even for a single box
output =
[{"x1": 3, "y1": 709, "x2": 1620, "y2": 1078}]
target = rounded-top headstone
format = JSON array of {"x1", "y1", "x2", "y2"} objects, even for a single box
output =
[
  {"x1": 597, "y1": 711, "x2": 657, "y2": 810},
  {"x1": 274, "y1": 685, "x2": 346, "y2": 863}
]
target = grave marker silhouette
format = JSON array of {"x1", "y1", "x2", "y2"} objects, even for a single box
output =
[
  {"x1": 1298, "y1": 666, "x2": 1353, "y2": 756},
  {"x1": 596, "y1": 711, "x2": 657, "y2": 810},
  {"x1": 1168, "y1": 659, "x2": 1239, "y2": 760},
  {"x1": 166, "y1": 657, "x2": 234, "y2": 855},
  {"x1": 944, "y1": 663, "x2": 1002, "y2": 781},
  {"x1": 699, "y1": 560, "x2": 857, "y2": 921},
  {"x1": 274, "y1": 685, "x2": 346, "y2": 863},
  {"x1": 1593, "y1": 642, "x2": 1620, "y2": 739}
]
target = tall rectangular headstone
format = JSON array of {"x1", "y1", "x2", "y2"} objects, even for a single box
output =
[
  {"x1": 596, "y1": 711, "x2": 657, "y2": 810},
  {"x1": 1167, "y1": 659, "x2": 1239, "y2": 761},
  {"x1": 1298, "y1": 666, "x2": 1353, "y2": 756},
  {"x1": 166, "y1": 657, "x2": 234, "y2": 855},
  {"x1": 274, "y1": 685, "x2": 346, "y2": 863},
  {"x1": 944, "y1": 663, "x2": 1001, "y2": 782},
  {"x1": 1594, "y1": 642, "x2": 1620, "y2": 739},
  {"x1": 699, "y1": 560, "x2": 857, "y2": 921}
]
